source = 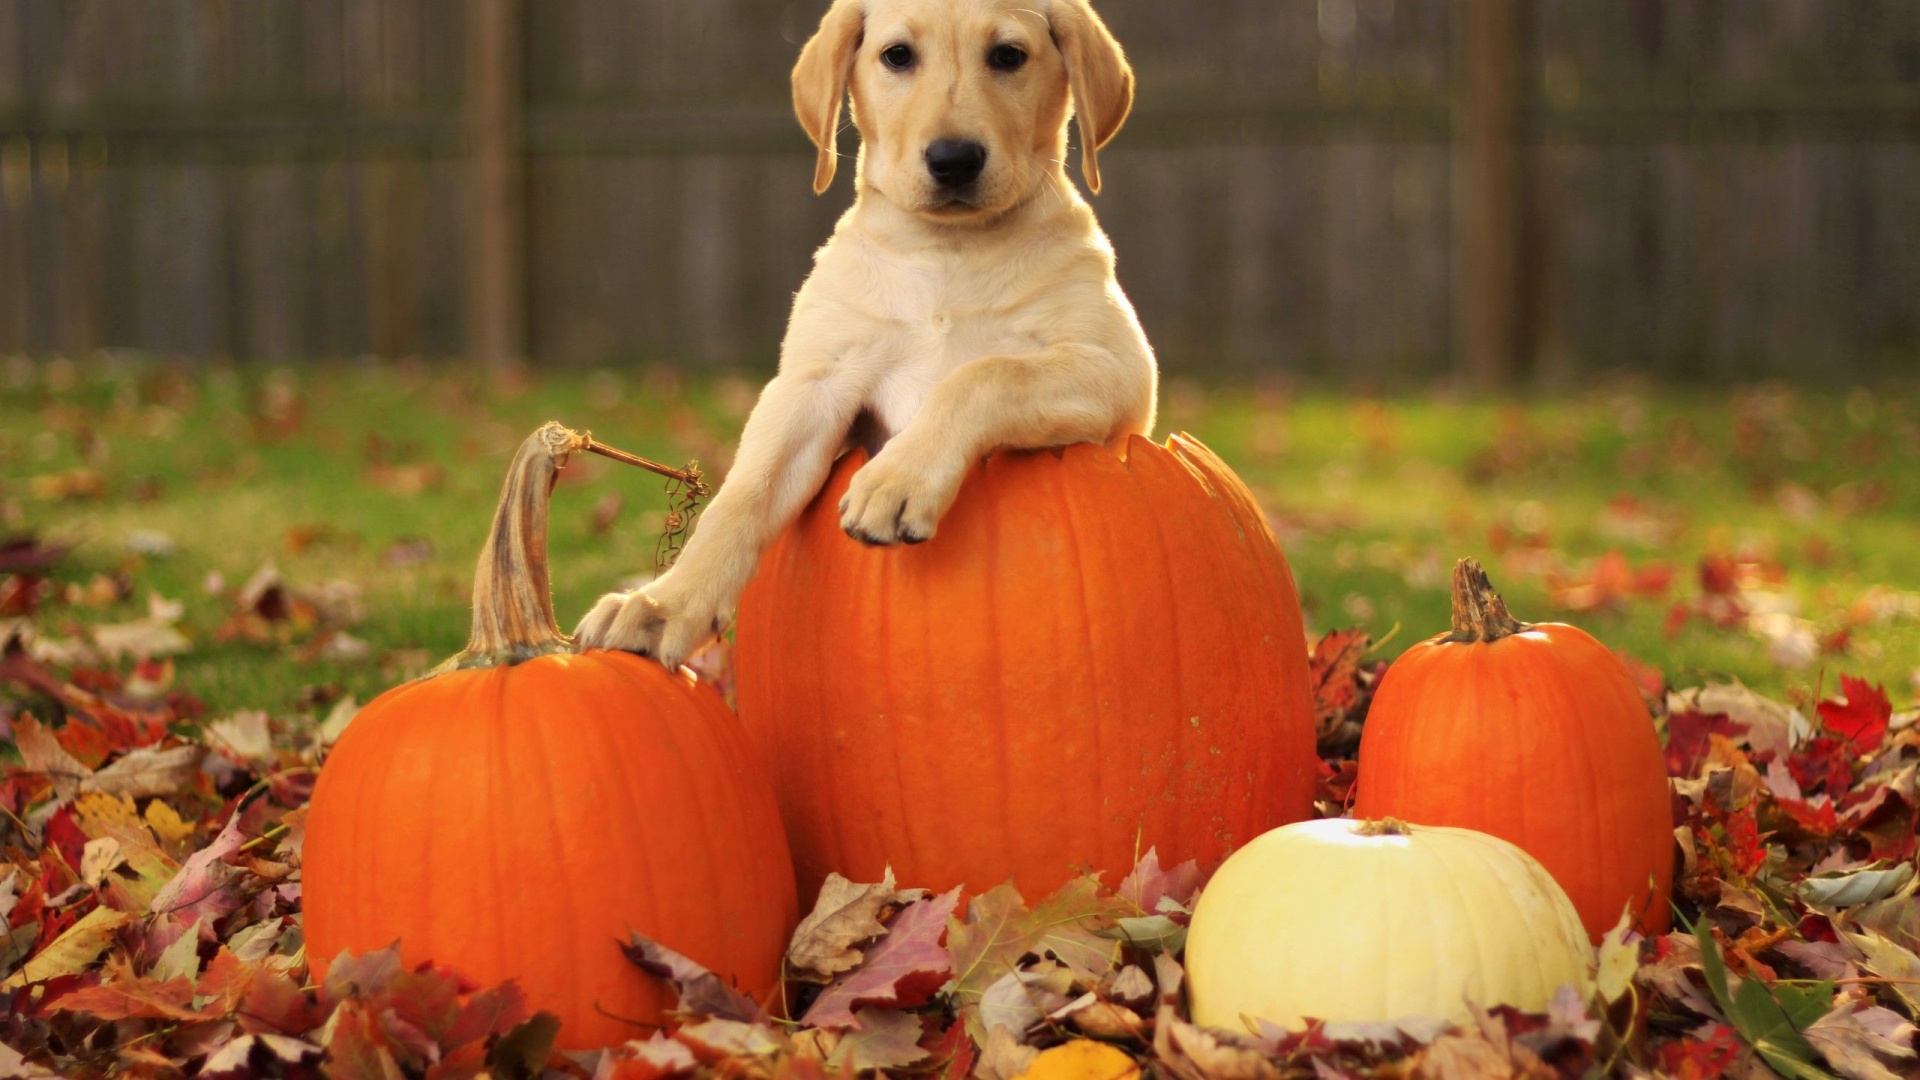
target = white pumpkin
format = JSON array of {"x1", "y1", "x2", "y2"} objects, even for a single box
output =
[{"x1": 1185, "y1": 817, "x2": 1595, "y2": 1032}]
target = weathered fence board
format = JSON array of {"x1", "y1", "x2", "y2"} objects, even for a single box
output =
[{"x1": 0, "y1": 0, "x2": 1914, "y2": 379}]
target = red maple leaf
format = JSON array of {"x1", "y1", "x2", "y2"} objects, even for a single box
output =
[
  {"x1": 1773, "y1": 796, "x2": 1838, "y2": 838},
  {"x1": 42, "y1": 805, "x2": 89, "y2": 875},
  {"x1": 1656, "y1": 1024, "x2": 1742, "y2": 1080},
  {"x1": 1665, "y1": 711, "x2": 1744, "y2": 778},
  {"x1": 935, "y1": 1022, "x2": 975, "y2": 1080},
  {"x1": 1307, "y1": 628, "x2": 1370, "y2": 727},
  {"x1": 48, "y1": 962, "x2": 211, "y2": 1023},
  {"x1": 1816, "y1": 676, "x2": 1891, "y2": 756},
  {"x1": 1315, "y1": 758, "x2": 1359, "y2": 809},
  {"x1": 1719, "y1": 806, "x2": 1768, "y2": 877},
  {"x1": 1788, "y1": 735, "x2": 1855, "y2": 797}
]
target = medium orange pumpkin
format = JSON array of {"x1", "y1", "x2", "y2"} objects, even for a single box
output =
[
  {"x1": 303, "y1": 423, "x2": 797, "y2": 1050},
  {"x1": 734, "y1": 434, "x2": 1317, "y2": 904},
  {"x1": 1353, "y1": 558, "x2": 1673, "y2": 940}
]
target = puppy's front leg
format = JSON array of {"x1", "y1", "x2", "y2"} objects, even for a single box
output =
[
  {"x1": 840, "y1": 347, "x2": 1151, "y2": 545},
  {"x1": 576, "y1": 361, "x2": 870, "y2": 667}
]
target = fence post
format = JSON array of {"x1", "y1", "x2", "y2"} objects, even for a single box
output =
[
  {"x1": 466, "y1": 0, "x2": 527, "y2": 369},
  {"x1": 1453, "y1": 0, "x2": 1525, "y2": 388}
]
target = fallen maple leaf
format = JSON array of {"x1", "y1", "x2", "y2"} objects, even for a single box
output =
[
  {"x1": 1818, "y1": 677, "x2": 1893, "y2": 757},
  {"x1": 89, "y1": 743, "x2": 204, "y2": 798},
  {"x1": 10, "y1": 716, "x2": 92, "y2": 798},
  {"x1": 785, "y1": 870, "x2": 923, "y2": 983},
  {"x1": 1024, "y1": 875, "x2": 1128, "y2": 979},
  {"x1": 198, "y1": 1033, "x2": 325, "y2": 1080},
  {"x1": 976, "y1": 963, "x2": 1076, "y2": 1042},
  {"x1": 946, "y1": 885, "x2": 1034, "y2": 1008},
  {"x1": 149, "y1": 811, "x2": 247, "y2": 930},
  {"x1": 207, "y1": 711, "x2": 274, "y2": 765},
  {"x1": 1308, "y1": 627, "x2": 1371, "y2": 749},
  {"x1": 675, "y1": 1017, "x2": 783, "y2": 1061},
  {"x1": 1, "y1": 905, "x2": 131, "y2": 988},
  {"x1": 803, "y1": 888, "x2": 959, "y2": 1027},
  {"x1": 827, "y1": 1008, "x2": 927, "y2": 1072},
  {"x1": 1667, "y1": 711, "x2": 1746, "y2": 778},
  {"x1": 48, "y1": 962, "x2": 209, "y2": 1022},
  {"x1": 623, "y1": 931, "x2": 768, "y2": 1022},
  {"x1": 324, "y1": 996, "x2": 410, "y2": 1080},
  {"x1": 975, "y1": 1023, "x2": 1038, "y2": 1080},
  {"x1": 1116, "y1": 847, "x2": 1202, "y2": 915},
  {"x1": 1804, "y1": 1001, "x2": 1917, "y2": 1080},
  {"x1": 602, "y1": 1032, "x2": 699, "y2": 1078}
]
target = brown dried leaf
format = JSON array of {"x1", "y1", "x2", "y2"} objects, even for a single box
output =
[
  {"x1": 90, "y1": 744, "x2": 204, "y2": 798},
  {"x1": 1804, "y1": 1002, "x2": 1917, "y2": 1080},
  {"x1": 786, "y1": 870, "x2": 923, "y2": 982},
  {"x1": 803, "y1": 887, "x2": 958, "y2": 1027},
  {"x1": 1417, "y1": 1032, "x2": 1516, "y2": 1080},
  {"x1": 11, "y1": 716, "x2": 90, "y2": 799},
  {"x1": 624, "y1": 931, "x2": 768, "y2": 1022},
  {"x1": 827, "y1": 1008, "x2": 927, "y2": 1072},
  {"x1": 976, "y1": 1024, "x2": 1039, "y2": 1080}
]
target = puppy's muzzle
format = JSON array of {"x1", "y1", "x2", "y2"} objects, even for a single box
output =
[{"x1": 925, "y1": 138, "x2": 988, "y2": 190}]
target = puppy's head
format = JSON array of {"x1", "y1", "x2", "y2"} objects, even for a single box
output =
[{"x1": 793, "y1": 0, "x2": 1133, "y2": 220}]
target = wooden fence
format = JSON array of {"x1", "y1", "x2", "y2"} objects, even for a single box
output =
[{"x1": 0, "y1": 0, "x2": 1915, "y2": 382}]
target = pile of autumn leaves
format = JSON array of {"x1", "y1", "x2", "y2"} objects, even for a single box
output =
[{"x1": 2, "y1": 611, "x2": 1919, "y2": 1078}]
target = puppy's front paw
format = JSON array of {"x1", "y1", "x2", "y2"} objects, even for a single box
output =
[
  {"x1": 573, "y1": 584, "x2": 724, "y2": 670},
  {"x1": 838, "y1": 452, "x2": 959, "y2": 546}
]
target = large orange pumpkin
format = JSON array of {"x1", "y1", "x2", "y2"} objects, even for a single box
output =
[
  {"x1": 1353, "y1": 558, "x2": 1673, "y2": 940},
  {"x1": 734, "y1": 434, "x2": 1317, "y2": 903},
  {"x1": 303, "y1": 423, "x2": 797, "y2": 1050}
]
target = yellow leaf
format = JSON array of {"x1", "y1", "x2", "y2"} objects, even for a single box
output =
[
  {"x1": 1597, "y1": 907, "x2": 1641, "y2": 1003},
  {"x1": 74, "y1": 792, "x2": 140, "y2": 837},
  {"x1": 144, "y1": 801, "x2": 197, "y2": 844},
  {"x1": 1, "y1": 906, "x2": 131, "y2": 988}
]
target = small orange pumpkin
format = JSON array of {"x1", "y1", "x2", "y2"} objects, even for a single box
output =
[
  {"x1": 1353, "y1": 558, "x2": 1672, "y2": 940},
  {"x1": 303, "y1": 424, "x2": 797, "y2": 1049},
  {"x1": 734, "y1": 434, "x2": 1318, "y2": 904}
]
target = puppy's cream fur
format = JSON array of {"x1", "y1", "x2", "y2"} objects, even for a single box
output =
[{"x1": 576, "y1": 0, "x2": 1156, "y2": 665}]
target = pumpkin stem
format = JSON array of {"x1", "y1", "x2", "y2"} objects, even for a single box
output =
[
  {"x1": 436, "y1": 422, "x2": 588, "y2": 673},
  {"x1": 1355, "y1": 817, "x2": 1412, "y2": 837},
  {"x1": 1444, "y1": 557, "x2": 1531, "y2": 644},
  {"x1": 435, "y1": 422, "x2": 705, "y2": 675}
]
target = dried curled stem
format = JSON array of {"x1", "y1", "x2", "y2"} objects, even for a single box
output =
[
  {"x1": 1355, "y1": 817, "x2": 1413, "y2": 838},
  {"x1": 1443, "y1": 557, "x2": 1531, "y2": 644},
  {"x1": 433, "y1": 422, "x2": 709, "y2": 674}
]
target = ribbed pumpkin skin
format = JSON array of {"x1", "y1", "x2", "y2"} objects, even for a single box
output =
[
  {"x1": 1353, "y1": 624, "x2": 1672, "y2": 940},
  {"x1": 1186, "y1": 818, "x2": 1595, "y2": 1030},
  {"x1": 303, "y1": 651, "x2": 797, "y2": 1049},
  {"x1": 734, "y1": 434, "x2": 1316, "y2": 902}
]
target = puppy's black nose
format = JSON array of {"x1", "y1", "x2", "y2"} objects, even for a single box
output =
[{"x1": 925, "y1": 138, "x2": 987, "y2": 189}]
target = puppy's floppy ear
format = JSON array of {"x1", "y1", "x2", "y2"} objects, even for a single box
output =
[
  {"x1": 1051, "y1": 0, "x2": 1133, "y2": 195},
  {"x1": 792, "y1": 0, "x2": 865, "y2": 194}
]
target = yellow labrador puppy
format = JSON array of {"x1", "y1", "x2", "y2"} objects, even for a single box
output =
[{"x1": 576, "y1": 0, "x2": 1156, "y2": 666}]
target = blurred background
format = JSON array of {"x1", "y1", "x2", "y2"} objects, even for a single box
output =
[{"x1": 2, "y1": 0, "x2": 1915, "y2": 385}]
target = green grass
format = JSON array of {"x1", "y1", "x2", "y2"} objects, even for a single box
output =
[{"x1": 3, "y1": 355, "x2": 1916, "y2": 715}]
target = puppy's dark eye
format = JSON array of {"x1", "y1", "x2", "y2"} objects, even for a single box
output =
[
  {"x1": 988, "y1": 44, "x2": 1027, "y2": 72},
  {"x1": 881, "y1": 44, "x2": 915, "y2": 71}
]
